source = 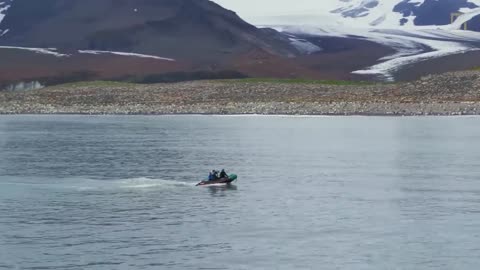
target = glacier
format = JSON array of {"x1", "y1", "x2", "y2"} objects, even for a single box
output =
[
  {"x1": 214, "y1": 0, "x2": 480, "y2": 29},
  {"x1": 217, "y1": 0, "x2": 480, "y2": 80},
  {"x1": 271, "y1": 24, "x2": 480, "y2": 80}
]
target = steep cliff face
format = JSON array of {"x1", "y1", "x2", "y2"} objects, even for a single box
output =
[{"x1": 0, "y1": 0, "x2": 298, "y2": 61}]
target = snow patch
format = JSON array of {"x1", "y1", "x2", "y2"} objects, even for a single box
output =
[
  {"x1": 78, "y1": 50, "x2": 175, "y2": 61},
  {"x1": 288, "y1": 37, "x2": 322, "y2": 54},
  {"x1": 0, "y1": 46, "x2": 68, "y2": 57},
  {"x1": 0, "y1": 46, "x2": 175, "y2": 61},
  {"x1": 0, "y1": 3, "x2": 10, "y2": 25}
]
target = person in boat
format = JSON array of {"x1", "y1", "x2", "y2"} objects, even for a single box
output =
[
  {"x1": 219, "y1": 169, "x2": 227, "y2": 179},
  {"x1": 208, "y1": 170, "x2": 220, "y2": 181}
]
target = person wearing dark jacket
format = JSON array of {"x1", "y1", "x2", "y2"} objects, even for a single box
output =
[{"x1": 219, "y1": 169, "x2": 227, "y2": 179}]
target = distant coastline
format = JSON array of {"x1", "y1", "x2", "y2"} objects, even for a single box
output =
[
  {"x1": 1, "y1": 71, "x2": 479, "y2": 116},
  {"x1": 0, "y1": 103, "x2": 478, "y2": 116}
]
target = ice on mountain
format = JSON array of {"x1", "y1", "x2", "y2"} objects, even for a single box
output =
[{"x1": 288, "y1": 38, "x2": 322, "y2": 54}]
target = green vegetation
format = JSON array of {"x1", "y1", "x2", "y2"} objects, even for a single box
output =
[
  {"x1": 72, "y1": 77, "x2": 375, "y2": 86},
  {"x1": 46, "y1": 77, "x2": 379, "y2": 89},
  {"x1": 49, "y1": 80, "x2": 139, "y2": 88},
  {"x1": 42, "y1": 70, "x2": 247, "y2": 88},
  {"x1": 219, "y1": 78, "x2": 376, "y2": 85}
]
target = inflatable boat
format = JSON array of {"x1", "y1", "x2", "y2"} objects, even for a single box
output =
[{"x1": 196, "y1": 174, "x2": 238, "y2": 186}]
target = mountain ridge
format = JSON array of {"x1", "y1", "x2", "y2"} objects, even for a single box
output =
[
  {"x1": 1, "y1": 0, "x2": 480, "y2": 85},
  {"x1": 217, "y1": 0, "x2": 480, "y2": 30},
  {"x1": 0, "y1": 0, "x2": 299, "y2": 61}
]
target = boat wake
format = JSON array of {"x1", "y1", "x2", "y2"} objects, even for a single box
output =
[
  {"x1": 117, "y1": 177, "x2": 194, "y2": 189},
  {"x1": 0, "y1": 176, "x2": 196, "y2": 192}
]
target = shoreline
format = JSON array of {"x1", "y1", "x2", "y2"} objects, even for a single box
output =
[
  {"x1": 1, "y1": 71, "x2": 480, "y2": 116},
  {"x1": 1, "y1": 113, "x2": 480, "y2": 117},
  {"x1": 0, "y1": 102, "x2": 480, "y2": 117}
]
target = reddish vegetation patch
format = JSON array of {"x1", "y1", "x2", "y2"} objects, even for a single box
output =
[
  {"x1": 228, "y1": 37, "x2": 395, "y2": 81},
  {"x1": 229, "y1": 49, "x2": 328, "y2": 79},
  {"x1": 0, "y1": 35, "x2": 398, "y2": 84},
  {"x1": 8, "y1": 33, "x2": 469, "y2": 85},
  {"x1": 295, "y1": 37, "x2": 395, "y2": 80},
  {"x1": 0, "y1": 49, "x2": 186, "y2": 82}
]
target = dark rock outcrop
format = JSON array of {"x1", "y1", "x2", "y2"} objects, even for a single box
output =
[{"x1": 393, "y1": 0, "x2": 479, "y2": 28}]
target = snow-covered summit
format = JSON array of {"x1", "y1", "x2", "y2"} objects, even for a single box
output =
[
  {"x1": 214, "y1": 0, "x2": 480, "y2": 30},
  {"x1": 212, "y1": 0, "x2": 480, "y2": 80},
  {"x1": 329, "y1": 0, "x2": 480, "y2": 28}
]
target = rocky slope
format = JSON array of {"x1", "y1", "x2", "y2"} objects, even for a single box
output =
[
  {"x1": 0, "y1": 0, "x2": 325, "y2": 86},
  {"x1": 0, "y1": 0, "x2": 298, "y2": 62},
  {"x1": 2, "y1": 0, "x2": 480, "y2": 84},
  {"x1": 1, "y1": 71, "x2": 479, "y2": 115}
]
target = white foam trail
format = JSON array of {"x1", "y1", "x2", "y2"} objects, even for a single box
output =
[
  {"x1": 118, "y1": 177, "x2": 194, "y2": 189},
  {"x1": 0, "y1": 177, "x2": 196, "y2": 191}
]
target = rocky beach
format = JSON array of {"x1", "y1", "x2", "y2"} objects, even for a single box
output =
[{"x1": 1, "y1": 71, "x2": 480, "y2": 116}]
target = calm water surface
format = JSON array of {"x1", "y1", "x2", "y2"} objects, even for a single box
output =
[{"x1": 0, "y1": 115, "x2": 479, "y2": 269}]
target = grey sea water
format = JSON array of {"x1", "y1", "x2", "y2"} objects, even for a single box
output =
[{"x1": 0, "y1": 115, "x2": 479, "y2": 270}]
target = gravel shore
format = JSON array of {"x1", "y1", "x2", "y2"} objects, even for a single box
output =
[{"x1": 1, "y1": 71, "x2": 480, "y2": 116}]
